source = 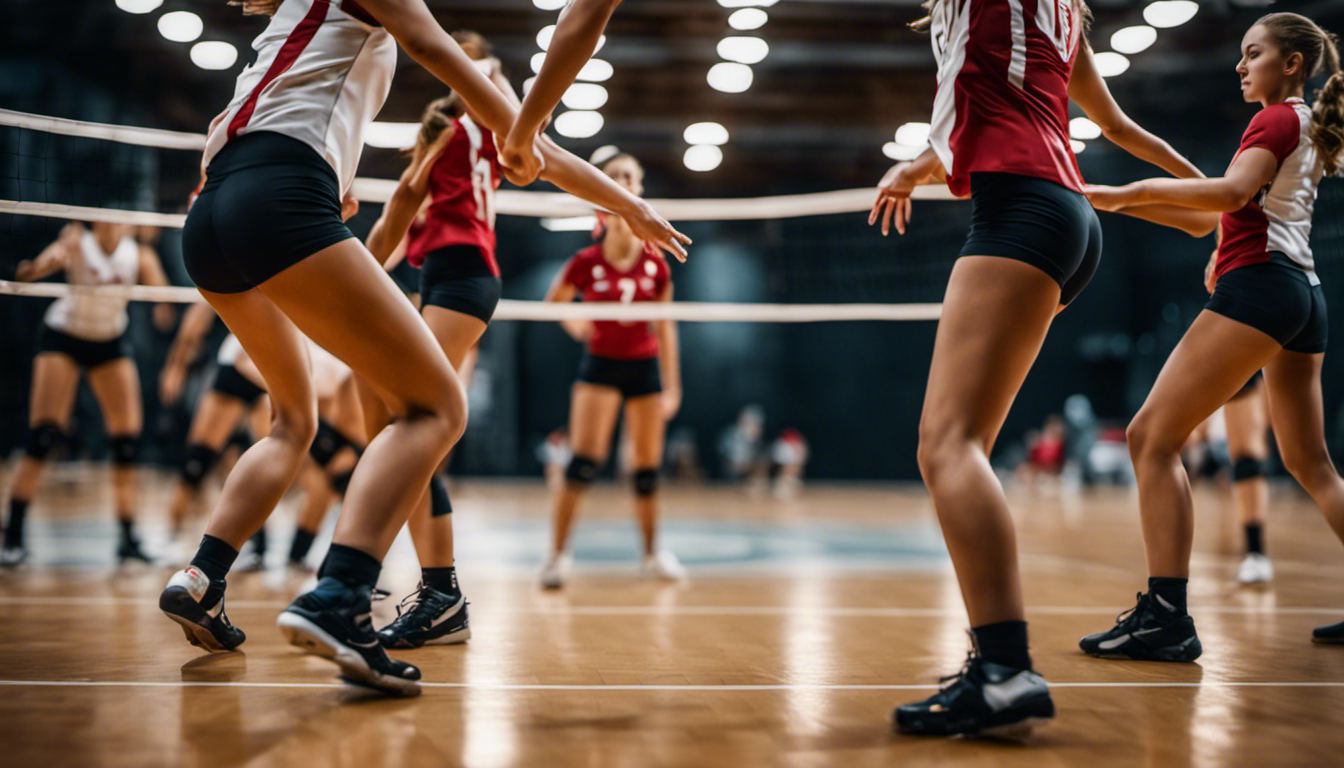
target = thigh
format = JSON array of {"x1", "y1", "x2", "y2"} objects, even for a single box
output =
[
  {"x1": 422, "y1": 305, "x2": 488, "y2": 371},
  {"x1": 1224, "y1": 382, "x2": 1268, "y2": 457},
  {"x1": 624, "y1": 394, "x2": 666, "y2": 468},
  {"x1": 201, "y1": 288, "x2": 315, "y2": 425},
  {"x1": 1263, "y1": 350, "x2": 1330, "y2": 465},
  {"x1": 187, "y1": 391, "x2": 249, "y2": 448},
  {"x1": 28, "y1": 353, "x2": 81, "y2": 427},
  {"x1": 920, "y1": 256, "x2": 1061, "y2": 450},
  {"x1": 569, "y1": 382, "x2": 624, "y2": 461},
  {"x1": 86, "y1": 358, "x2": 143, "y2": 435}
]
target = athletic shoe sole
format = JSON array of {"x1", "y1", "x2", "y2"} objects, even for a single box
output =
[
  {"x1": 384, "y1": 625, "x2": 471, "y2": 649},
  {"x1": 159, "y1": 586, "x2": 233, "y2": 652},
  {"x1": 277, "y1": 611, "x2": 421, "y2": 697},
  {"x1": 1082, "y1": 636, "x2": 1202, "y2": 662},
  {"x1": 893, "y1": 700, "x2": 1055, "y2": 739},
  {"x1": 1312, "y1": 635, "x2": 1344, "y2": 645}
]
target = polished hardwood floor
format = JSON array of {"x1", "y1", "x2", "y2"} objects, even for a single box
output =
[{"x1": 2, "y1": 467, "x2": 1343, "y2": 767}]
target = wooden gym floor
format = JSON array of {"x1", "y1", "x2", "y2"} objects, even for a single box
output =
[{"x1": 1, "y1": 468, "x2": 1343, "y2": 767}]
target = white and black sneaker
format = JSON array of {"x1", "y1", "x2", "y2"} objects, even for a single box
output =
[
  {"x1": 894, "y1": 653, "x2": 1054, "y2": 738},
  {"x1": 1, "y1": 544, "x2": 29, "y2": 568},
  {"x1": 1079, "y1": 591, "x2": 1202, "y2": 662},
  {"x1": 159, "y1": 566, "x2": 246, "y2": 651},
  {"x1": 278, "y1": 577, "x2": 422, "y2": 697},
  {"x1": 376, "y1": 583, "x2": 470, "y2": 649}
]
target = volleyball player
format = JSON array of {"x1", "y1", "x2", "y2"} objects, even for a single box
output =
[
  {"x1": 2, "y1": 221, "x2": 170, "y2": 567},
  {"x1": 1080, "y1": 12, "x2": 1344, "y2": 656},
  {"x1": 538, "y1": 150, "x2": 684, "y2": 589},
  {"x1": 1225, "y1": 372, "x2": 1275, "y2": 584},
  {"x1": 158, "y1": 0, "x2": 688, "y2": 696},
  {"x1": 359, "y1": 31, "x2": 511, "y2": 649},
  {"x1": 868, "y1": 0, "x2": 1205, "y2": 736}
]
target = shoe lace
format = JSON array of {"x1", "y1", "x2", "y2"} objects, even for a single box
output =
[
  {"x1": 1113, "y1": 592, "x2": 1149, "y2": 627},
  {"x1": 394, "y1": 582, "x2": 429, "y2": 618},
  {"x1": 938, "y1": 650, "x2": 977, "y2": 691}
]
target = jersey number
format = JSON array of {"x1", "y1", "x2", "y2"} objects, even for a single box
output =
[
  {"x1": 617, "y1": 277, "x2": 638, "y2": 326},
  {"x1": 470, "y1": 157, "x2": 495, "y2": 228}
]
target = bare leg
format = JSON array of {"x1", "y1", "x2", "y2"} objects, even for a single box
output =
[
  {"x1": 1264, "y1": 351, "x2": 1344, "y2": 544},
  {"x1": 86, "y1": 358, "x2": 143, "y2": 522},
  {"x1": 1224, "y1": 384, "x2": 1269, "y2": 528},
  {"x1": 5, "y1": 353, "x2": 79, "y2": 555},
  {"x1": 167, "y1": 392, "x2": 248, "y2": 534},
  {"x1": 550, "y1": 383, "x2": 622, "y2": 555},
  {"x1": 624, "y1": 393, "x2": 666, "y2": 556}
]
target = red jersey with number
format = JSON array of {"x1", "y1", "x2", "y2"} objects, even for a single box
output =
[
  {"x1": 928, "y1": 0, "x2": 1085, "y2": 197},
  {"x1": 406, "y1": 114, "x2": 501, "y2": 275},
  {"x1": 1215, "y1": 99, "x2": 1323, "y2": 282},
  {"x1": 561, "y1": 243, "x2": 670, "y2": 360}
]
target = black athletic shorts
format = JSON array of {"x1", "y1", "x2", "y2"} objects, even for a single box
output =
[
  {"x1": 37, "y1": 325, "x2": 129, "y2": 369},
  {"x1": 577, "y1": 353, "x2": 662, "y2": 399},
  {"x1": 419, "y1": 245, "x2": 502, "y2": 324},
  {"x1": 1207, "y1": 253, "x2": 1327, "y2": 354},
  {"x1": 1229, "y1": 370, "x2": 1264, "y2": 401},
  {"x1": 961, "y1": 172, "x2": 1103, "y2": 306},
  {"x1": 183, "y1": 131, "x2": 355, "y2": 294},
  {"x1": 210, "y1": 363, "x2": 266, "y2": 405},
  {"x1": 389, "y1": 258, "x2": 421, "y2": 297}
]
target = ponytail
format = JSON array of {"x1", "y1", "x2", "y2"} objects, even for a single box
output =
[
  {"x1": 228, "y1": 0, "x2": 282, "y2": 15},
  {"x1": 1312, "y1": 72, "x2": 1344, "y2": 176},
  {"x1": 1259, "y1": 13, "x2": 1344, "y2": 175},
  {"x1": 408, "y1": 96, "x2": 464, "y2": 168}
]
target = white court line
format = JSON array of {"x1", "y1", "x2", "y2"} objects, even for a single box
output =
[
  {"x1": 1, "y1": 680, "x2": 1342, "y2": 691},
  {"x1": 0, "y1": 596, "x2": 1338, "y2": 617}
]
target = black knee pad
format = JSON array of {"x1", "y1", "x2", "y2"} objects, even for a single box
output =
[
  {"x1": 566, "y1": 455, "x2": 599, "y2": 486},
  {"x1": 181, "y1": 444, "x2": 220, "y2": 488},
  {"x1": 309, "y1": 419, "x2": 349, "y2": 467},
  {"x1": 429, "y1": 475, "x2": 453, "y2": 517},
  {"x1": 1232, "y1": 456, "x2": 1266, "y2": 482},
  {"x1": 330, "y1": 469, "x2": 354, "y2": 495},
  {"x1": 226, "y1": 428, "x2": 252, "y2": 453},
  {"x1": 24, "y1": 421, "x2": 64, "y2": 460},
  {"x1": 633, "y1": 468, "x2": 659, "y2": 497},
  {"x1": 109, "y1": 435, "x2": 139, "y2": 467}
]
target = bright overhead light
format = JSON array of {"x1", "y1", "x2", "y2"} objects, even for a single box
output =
[
  {"x1": 531, "y1": 52, "x2": 548, "y2": 74},
  {"x1": 882, "y1": 142, "x2": 923, "y2": 161},
  {"x1": 115, "y1": 0, "x2": 162, "y2": 13},
  {"x1": 562, "y1": 83, "x2": 608, "y2": 110},
  {"x1": 707, "y1": 62, "x2": 753, "y2": 93},
  {"x1": 554, "y1": 110, "x2": 604, "y2": 139},
  {"x1": 1094, "y1": 51, "x2": 1131, "y2": 77},
  {"x1": 1071, "y1": 140, "x2": 1087, "y2": 154},
  {"x1": 364, "y1": 122, "x2": 420, "y2": 149},
  {"x1": 684, "y1": 145, "x2": 724, "y2": 172},
  {"x1": 157, "y1": 10, "x2": 203, "y2": 43},
  {"x1": 717, "y1": 36, "x2": 770, "y2": 65},
  {"x1": 1069, "y1": 117, "x2": 1102, "y2": 140},
  {"x1": 533, "y1": 0, "x2": 567, "y2": 8},
  {"x1": 717, "y1": 0, "x2": 778, "y2": 7},
  {"x1": 190, "y1": 41, "x2": 238, "y2": 70},
  {"x1": 728, "y1": 8, "x2": 768, "y2": 30},
  {"x1": 1111, "y1": 25, "x2": 1157, "y2": 54},
  {"x1": 577, "y1": 58, "x2": 614, "y2": 82},
  {"x1": 541, "y1": 215, "x2": 599, "y2": 232},
  {"x1": 894, "y1": 122, "x2": 931, "y2": 146},
  {"x1": 523, "y1": 76, "x2": 538, "y2": 94},
  {"x1": 537, "y1": 25, "x2": 556, "y2": 50},
  {"x1": 684, "y1": 122, "x2": 729, "y2": 146},
  {"x1": 1143, "y1": 0, "x2": 1199, "y2": 29}
]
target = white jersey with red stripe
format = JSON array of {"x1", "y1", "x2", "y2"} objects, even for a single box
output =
[
  {"x1": 202, "y1": 0, "x2": 396, "y2": 195},
  {"x1": 1216, "y1": 99, "x2": 1324, "y2": 282},
  {"x1": 43, "y1": 230, "x2": 140, "y2": 341},
  {"x1": 928, "y1": 0, "x2": 1085, "y2": 197}
]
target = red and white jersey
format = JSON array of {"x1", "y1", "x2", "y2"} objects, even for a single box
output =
[
  {"x1": 202, "y1": 0, "x2": 396, "y2": 195},
  {"x1": 406, "y1": 115, "x2": 502, "y2": 274},
  {"x1": 44, "y1": 230, "x2": 140, "y2": 341},
  {"x1": 561, "y1": 244, "x2": 671, "y2": 360},
  {"x1": 928, "y1": 0, "x2": 1085, "y2": 197},
  {"x1": 1216, "y1": 99, "x2": 1324, "y2": 283}
]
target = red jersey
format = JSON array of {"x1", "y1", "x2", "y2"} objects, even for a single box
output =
[
  {"x1": 561, "y1": 243, "x2": 671, "y2": 360},
  {"x1": 406, "y1": 114, "x2": 501, "y2": 275},
  {"x1": 928, "y1": 0, "x2": 1085, "y2": 197},
  {"x1": 1216, "y1": 99, "x2": 1323, "y2": 282}
]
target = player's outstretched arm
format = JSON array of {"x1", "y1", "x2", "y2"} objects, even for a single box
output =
[{"x1": 1084, "y1": 147, "x2": 1278, "y2": 213}]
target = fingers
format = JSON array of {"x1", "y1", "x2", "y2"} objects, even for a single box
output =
[{"x1": 881, "y1": 197, "x2": 895, "y2": 237}]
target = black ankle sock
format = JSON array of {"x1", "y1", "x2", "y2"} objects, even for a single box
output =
[
  {"x1": 1148, "y1": 577, "x2": 1188, "y2": 615},
  {"x1": 190, "y1": 534, "x2": 239, "y2": 582},
  {"x1": 249, "y1": 526, "x2": 268, "y2": 556},
  {"x1": 429, "y1": 476, "x2": 452, "y2": 517},
  {"x1": 288, "y1": 528, "x2": 317, "y2": 563},
  {"x1": 1244, "y1": 523, "x2": 1264, "y2": 555},
  {"x1": 6, "y1": 499, "x2": 29, "y2": 547},
  {"x1": 971, "y1": 620, "x2": 1032, "y2": 670},
  {"x1": 422, "y1": 566, "x2": 459, "y2": 597},
  {"x1": 118, "y1": 517, "x2": 135, "y2": 544},
  {"x1": 319, "y1": 543, "x2": 381, "y2": 589}
]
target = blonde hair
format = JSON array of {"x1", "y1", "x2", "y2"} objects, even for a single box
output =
[
  {"x1": 408, "y1": 96, "x2": 466, "y2": 168},
  {"x1": 228, "y1": 0, "x2": 282, "y2": 15},
  {"x1": 1257, "y1": 12, "x2": 1344, "y2": 175}
]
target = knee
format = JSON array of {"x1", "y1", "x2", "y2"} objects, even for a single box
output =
[
  {"x1": 1125, "y1": 413, "x2": 1176, "y2": 460},
  {"x1": 916, "y1": 421, "x2": 974, "y2": 483},
  {"x1": 271, "y1": 400, "x2": 319, "y2": 454},
  {"x1": 108, "y1": 434, "x2": 140, "y2": 468},
  {"x1": 1280, "y1": 448, "x2": 1337, "y2": 491},
  {"x1": 566, "y1": 455, "x2": 600, "y2": 488},
  {"x1": 24, "y1": 421, "x2": 65, "y2": 461},
  {"x1": 422, "y1": 377, "x2": 469, "y2": 448},
  {"x1": 633, "y1": 467, "x2": 659, "y2": 498}
]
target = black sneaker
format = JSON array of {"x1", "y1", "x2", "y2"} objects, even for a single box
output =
[
  {"x1": 117, "y1": 536, "x2": 154, "y2": 565},
  {"x1": 1313, "y1": 619, "x2": 1344, "y2": 645},
  {"x1": 1080, "y1": 591, "x2": 1202, "y2": 661},
  {"x1": 894, "y1": 653, "x2": 1054, "y2": 738},
  {"x1": 159, "y1": 566, "x2": 246, "y2": 651},
  {"x1": 377, "y1": 583, "x2": 471, "y2": 649},
  {"x1": 277, "y1": 577, "x2": 422, "y2": 697}
]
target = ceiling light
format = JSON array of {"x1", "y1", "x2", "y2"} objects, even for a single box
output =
[
  {"x1": 537, "y1": 25, "x2": 556, "y2": 50},
  {"x1": 115, "y1": 0, "x2": 162, "y2": 13},
  {"x1": 684, "y1": 122, "x2": 729, "y2": 146},
  {"x1": 707, "y1": 62, "x2": 753, "y2": 93},
  {"x1": 577, "y1": 58, "x2": 614, "y2": 82},
  {"x1": 717, "y1": 36, "x2": 770, "y2": 65},
  {"x1": 684, "y1": 145, "x2": 724, "y2": 172},
  {"x1": 364, "y1": 122, "x2": 420, "y2": 149},
  {"x1": 717, "y1": 0, "x2": 779, "y2": 7},
  {"x1": 1069, "y1": 117, "x2": 1102, "y2": 140},
  {"x1": 894, "y1": 122, "x2": 931, "y2": 146},
  {"x1": 562, "y1": 83, "x2": 608, "y2": 110},
  {"x1": 882, "y1": 142, "x2": 923, "y2": 161},
  {"x1": 189, "y1": 41, "x2": 238, "y2": 70},
  {"x1": 1071, "y1": 140, "x2": 1087, "y2": 154},
  {"x1": 531, "y1": 52, "x2": 547, "y2": 74},
  {"x1": 1110, "y1": 25, "x2": 1157, "y2": 54},
  {"x1": 523, "y1": 76, "x2": 538, "y2": 94},
  {"x1": 533, "y1": 0, "x2": 567, "y2": 9},
  {"x1": 1143, "y1": 0, "x2": 1199, "y2": 29},
  {"x1": 728, "y1": 8, "x2": 768, "y2": 31},
  {"x1": 1094, "y1": 52, "x2": 1131, "y2": 77},
  {"x1": 157, "y1": 11, "x2": 203, "y2": 43},
  {"x1": 554, "y1": 110, "x2": 604, "y2": 139}
]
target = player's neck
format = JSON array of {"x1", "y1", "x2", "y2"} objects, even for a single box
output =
[
  {"x1": 1261, "y1": 82, "x2": 1304, "y2": 109},
  {"x1": 94, "y1": 230, "x2": 121, "y2": 255},
  {"x1": 602, "y1": 226, "x2": 642, "y2": 267}
]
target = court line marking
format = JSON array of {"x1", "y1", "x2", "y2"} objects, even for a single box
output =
[{"x1": 1, "y1": 680, "x2": 1342, "y2": 691}]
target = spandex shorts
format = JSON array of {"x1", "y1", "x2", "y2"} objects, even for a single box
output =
[
  {"x1": 183, "y1": 131, "x2": 354, "y2": 294},
  {"x1": 1207, "y1": 253, "x2": 1327, "y2": 354},
  {"x1": 577, "y1": 353, "x2": 662, "y2": 399},
  {"x1": 210, "y1": 363, "x2": 266, "y2": 405},
  {"x1": 960, "y1": 172, "x2": 1103, "y2": 306},
  {"x1": 37, "y1": 325, "x2": 128, "y2": 369},
  {"x1": 419, "y1": 246, "x2": 502, "y2": 324}
]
